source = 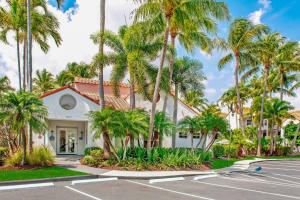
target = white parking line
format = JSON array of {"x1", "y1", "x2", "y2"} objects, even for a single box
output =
[
  {"x1": 261, "y1": 167, "x2": 300, "y2": 172},
  {"x1": 220, "y1": 176, "x2": 300, "y2": 189},
  {"x1": 0, "y1": 182, "x2": 54, "y2": 191},
  {"x1": 127, "y1": 180, "x2": 215, "y2": 200},
  {"x1": 193, "y1": 174, "x2": 218, "y2": 180},
  {"x1": 256, "y1": 162, "x2": 300, "y2": 166},
  {"x1": 65, "y1": 186, "x2": 102, "y2": 200},
  {"x1": 193, "y1": 180, "x2": 300, "y2": 199},
  {"x1": 255, "y1": 163, "x2": 300, "y2": 169},
  {"x1": 273, "y1": 173, "x2": 300, "y2": 180},
  {"x1": 71, "y1": 177, "x2": 118, "y2": 185},
  {"x1": 260, "y1": 174, "x2": 300, "y2": 185},
  {"x1": 149, "y1": 177, "x2": 185, "y2": 184}
]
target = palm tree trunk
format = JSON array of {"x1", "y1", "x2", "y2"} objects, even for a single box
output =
[
  {"x1": 147, "y1": 23, "x2": 170, "y2": 155},
  {"x1": 172, "y1": 82, "x2": 178, "y2": 148},
  {"x1": 23, "y1": 42, "x2": 27, "y2": 91},
  {"x1": 292, "y1": 122, "x2": 300, "y2": 150},
  {"x1": 98, "y1": 0, "x2": 106, "y2": 110},
  {"x1": 21, "y1": 128, "x2": 26, "y2": 166},
  {"x1": 102, "y1": 131, "x2": 110, "y2": 159},
  {"x1": 162, "y1": 35, "x2": 176, "y2": 114},
  {"x1": 280, "y1": 72, "x2": 284, "y2": 101},
  {"x1": 257, "y1": 66, "x2": 270, "y2": 156},
  {"x1": 205, "y1": 131, "x2": 217, "y2": 152},
  {"x1": 16, "y1": 31, "x2": 22, "y2": 91},
  {"x1": 129, "y1": 75, "x2": 135, "y2": 147},
  {"x1": 234, "y1": 53, "x2": 245, "y2": 135},
  {"x1": 27, "y1": 0, "x2": 32, "y2": 92},
  {"x1": 270, "y1": 120, "x2": 274, "y2": 155}
]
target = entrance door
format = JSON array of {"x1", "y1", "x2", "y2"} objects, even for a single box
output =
[{"x1": 57, "y1": 127, "x2": 77, "y2": 154}]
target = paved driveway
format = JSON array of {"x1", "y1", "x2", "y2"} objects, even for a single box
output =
[{"x1": 1, "y1": 160, "x2": 300, "y2": 200}]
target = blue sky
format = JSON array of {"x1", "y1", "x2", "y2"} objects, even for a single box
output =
[{"x1": 47, "y1": 0, "x2": 300, "y2": 103}]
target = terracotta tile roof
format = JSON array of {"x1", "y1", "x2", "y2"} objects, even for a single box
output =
[
  {"x1": 289, "y1": 110, "x2": 300, "y2": 121},
  {"x1": 74, "y1": 77, "x2": 130, "y2": 88}
]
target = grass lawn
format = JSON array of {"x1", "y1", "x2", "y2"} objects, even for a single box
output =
[
  {"x1": 211, "y1": 159, "x2": 238, "y2": 169},
  {"x1": 0, "y1": 166, "x2": 87, "y2": 182}
]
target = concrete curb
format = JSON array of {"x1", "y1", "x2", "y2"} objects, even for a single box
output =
[
  {"x1": 99, "y1": 170, "x2": 216, "y2": 180},
  {"x1": 0, "y1": 175, "x2": 98, "y2": 186}
]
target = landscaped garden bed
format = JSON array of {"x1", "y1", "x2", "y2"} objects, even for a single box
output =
[{"x1": 81, "y1": 147, "x2": 212, "y2": 171}]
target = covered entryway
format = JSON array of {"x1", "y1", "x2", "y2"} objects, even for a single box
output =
[{"x1": 57, "y1": 127, "x2": 78, "y2": 154}]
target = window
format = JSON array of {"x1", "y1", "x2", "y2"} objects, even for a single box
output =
[
  {"x1": 59, "y1": 94, "x2": 77, "y2": 110},
  {"x1": 246, "y1": 119, "x2": 252, "y2": 126},
  {"x1": 193, "y1": 133, "x2": 200, "y2": 139},
  {"x1": 179, "y1": 132, "x2": 187, "y2": 139}
]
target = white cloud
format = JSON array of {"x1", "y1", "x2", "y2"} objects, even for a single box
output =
[
  {"x1": 0, "y1": 0, "x2": 136, "y2": 88},
  {"x1": 248, "y1": 0, "x2": 271, "y2": 25}
]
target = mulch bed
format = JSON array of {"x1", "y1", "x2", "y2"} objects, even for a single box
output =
[{"x1": 0, "y1": 166, "x2": 40, "y2": 170}]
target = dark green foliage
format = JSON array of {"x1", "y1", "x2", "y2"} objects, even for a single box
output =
[
  {"x1": 84, "y1": 147, "x2": 103, "y2": 156},
  {"x1": 0, "y1": 147, "x2": 7, "y2": 166},
  {"x1": 212, "y1": 144, "x2": 225, "y2": 158},
  {"x1": 83, "y1": 147, "x2": 211, "y2": 170}
]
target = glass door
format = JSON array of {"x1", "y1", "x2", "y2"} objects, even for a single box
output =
[{"x1": 57, "y1": 127, "x2": 77, "y2": 154}]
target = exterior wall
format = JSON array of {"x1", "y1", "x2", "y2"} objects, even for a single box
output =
[
  {"x1": 43, "y1": 88, "x2": 99, "y2": 121},
  {"x1": 135, "y1": 92, "x2": 199, "y2": 148},
  {"x1": 33, "y1": 120, "x2": 87, "y2": 155}
]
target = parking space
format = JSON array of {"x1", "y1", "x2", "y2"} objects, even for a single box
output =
[{"x1": 1, "y1": 160, "x2": 300, "y2": 200}]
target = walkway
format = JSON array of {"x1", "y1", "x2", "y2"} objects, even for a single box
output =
[{"x1": 55, "y1": 155, "x2": 109, "y2": 175}]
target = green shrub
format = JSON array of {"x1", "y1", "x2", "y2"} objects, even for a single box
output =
[
  {"x1": 276, "y1": 146, "x2": 292, "y2": 156},
  {"x1": 0, "y1": 147, "x2": 7, "y2": 166},
  {"x1": 5, "y1": 149, "x2": 23, "y2": 166},
  {"x1": 212, "y1": 145, "x2": 225, "y2": 158},
  {"x1": 84, "y1": 147, "x2": 103, "y2": 156},
  {"x1": 5, "y1": 147, "x2": 54, "y2": 167},
  {"x1": 81, "y1": 148, "x2": 104, "y2": 167},
  {"x1": 224, "y1": 145, "x2": 238, "y2": 158},
  {"x1": 27, "y1": 147, "x2": 54, "y2": 167}
]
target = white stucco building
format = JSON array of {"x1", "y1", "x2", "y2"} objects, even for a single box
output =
[{"x1": 33, "y1": 78, "x2": 205, "y2": 155}]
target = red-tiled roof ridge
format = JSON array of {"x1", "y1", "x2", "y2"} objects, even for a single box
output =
[
  {"x1": 40, "y1": 85, "x2": 99, "y2": 105},
  {"x1": 74, "y1": 77, "x2": 130, "y2": 88}
]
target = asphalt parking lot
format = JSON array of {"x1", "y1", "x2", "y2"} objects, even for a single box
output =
[{"x1": 1, "y1": 160, "x2": 300, "y2": 200}]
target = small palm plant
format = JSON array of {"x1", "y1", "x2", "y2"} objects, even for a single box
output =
[
  {"x1": 0, "y1": 91, "x2": 48, "y2": 165},
  {"x1": 154, "y1": 112, "x2": 175, "y2": 147},
  {"x1": 177, "y1": 116, "x2": 201, "y2": 150}
]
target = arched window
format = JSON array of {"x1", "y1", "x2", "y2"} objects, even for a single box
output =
[{"x1": 59, "y1": 94, "x2": 77, "y2": 110}]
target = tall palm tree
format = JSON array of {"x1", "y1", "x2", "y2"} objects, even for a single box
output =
[
  {"x1": 183, "y1": 91, "x2": 208, "y2": 112},
  {"x1": 254, "y1": 32, "x2": 285, "y2": 156},
  {"x1": 0, "y1": 91, "x2": 47, "y2": 165},
  {"x1": 218, "y1": 19, "x2": 268, "y2": 135},
  {"x1": 134, "y1": 0, "x2": 229, "y2": 154},
  {"x1": 264, "y1": 98, "x2": 293, "y2": 155},
  {"x1": 91, "y1": 25, "x2": 162, "y2": 109},
  {"x1": 171, "y1": 56, "x2": 205, "y2": 146},
  {"x1": 273, "y1": 41, "x2": 300, "y2": 100},
  {"x1": 0, "y1": 0, "x2": 24, "y2": 91},
  {"x1": 33, "y1": 69, "x2": 56, "y2": 94}
]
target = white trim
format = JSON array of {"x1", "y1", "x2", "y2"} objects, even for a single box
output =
[
  {"x1": 149, "y1": 177, "x2": 185, "y2": 184},
  {"x1": 71, "y1": 178, "x2": 118, "y2": 185},
  {"x1": 0, "y1": 182, "x2": 54, "y2": 191}
]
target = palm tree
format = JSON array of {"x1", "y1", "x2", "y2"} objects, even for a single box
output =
[
  {"x1": 177, "y1": 116, "x2": 201, "y2": 149},
  {"x1": 89, "y1": 108, "x2": 125, "y2": 160},
  {"x1": 218, "y1": 19, "x2": 268, "y2": 135},
  {"x1": 33, "y1": 69, "x2": 56, "y2": 95},
  {"x1": 91, "y1": 25, "x2": 162, "y2": 110},
  {"x1": 0, "y1": 0, "x2": 24, "y2": 91},
  {"x1": 254, "y1": 32, "x2": 284, "y2": 156},
  {"x1": 273, "y1": 41, "x2": 300, "y2": 100},
  {"x1": 183, "y1": 91, "x2": 208, "y2": 112},
  {"x1": 66, "y1": 62, "x2": 95, "y2": 78},
  {"x1": 154, "y1": 111, "x2": 175, "y2": 147},
  {"x1": 264, "y1": 98, "x2": 293, "y2": 155},
  {"x1": 0, "y1": 76, "x2": 13, "y2": 95},
  {"x1": 134, "y1": 0, "x2": 229, "y2": 154},
  {"x1": 56, "y1": 70, "x2": 74, "y2": 86},
  {"x1": 171, "y1": 56, "x2": 205, "y2": 145},
  {"x1": 0, "y1": 91, "x2": 47, "y2": 165}
]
